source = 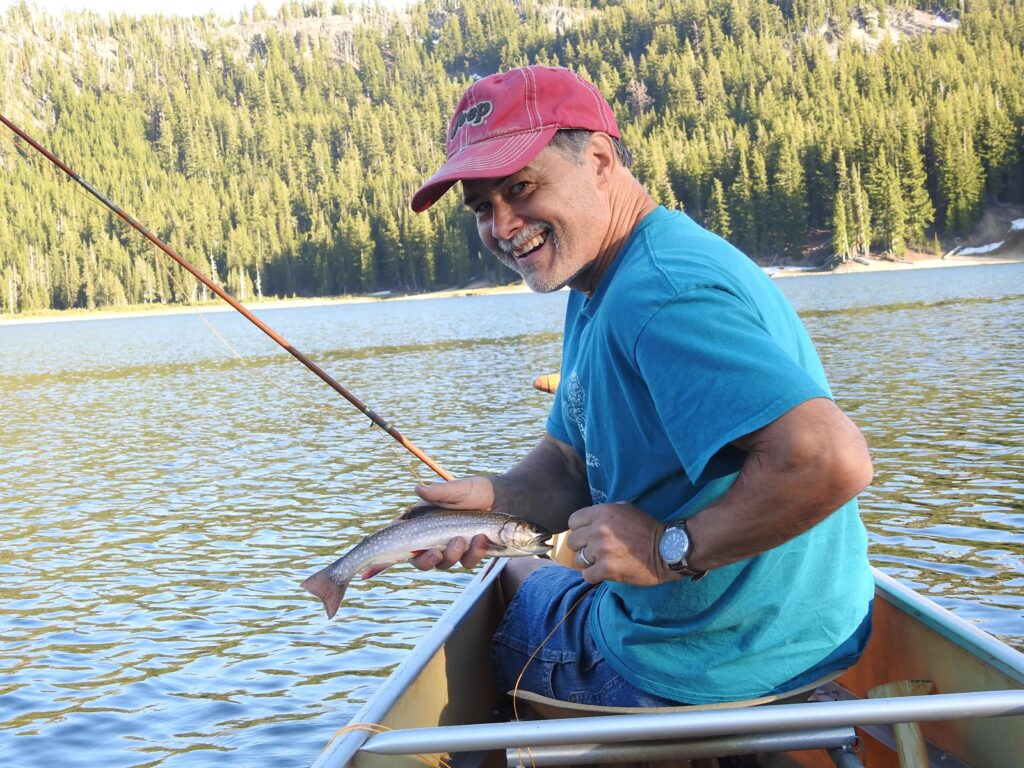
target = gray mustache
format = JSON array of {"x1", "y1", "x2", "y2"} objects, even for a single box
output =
[{"x1": 498, "y1": 226, "x2": 548, "y2": 254}]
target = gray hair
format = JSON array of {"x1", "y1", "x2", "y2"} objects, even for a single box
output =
[{"x1": 548, "y1": 129, "x2": 633, "y2": 169}]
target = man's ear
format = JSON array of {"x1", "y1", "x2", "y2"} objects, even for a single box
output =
[{"x1": 587, "y1": 132, "x2": 618, "y2": 189}]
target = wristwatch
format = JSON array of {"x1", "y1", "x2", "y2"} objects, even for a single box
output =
[{"x1": 658, "y1": 520, "x2": 706, "y2": 580}]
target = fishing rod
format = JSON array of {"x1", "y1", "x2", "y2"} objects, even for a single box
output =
[{"x1": 0, "y1": 113, "x2": 454, "y2": 482}]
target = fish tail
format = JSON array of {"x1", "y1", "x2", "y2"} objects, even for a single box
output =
[{"x1": 302, "y1": 567, "x2": 348, "y2": 619}]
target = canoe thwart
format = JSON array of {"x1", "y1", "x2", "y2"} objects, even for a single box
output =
[{"x1": 357, "y1": 690, "x2": 1024, "y2": 756}]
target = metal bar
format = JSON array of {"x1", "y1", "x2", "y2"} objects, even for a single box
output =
[
  {"x1": 873, "y1": 569, "x2": 1024, "y2": 684},
  {"x1": 358, "y1": 690, "x2": 1024, "y2": 755},
  {"x1": 312, "y1": 560, "x2": 506, "y2": 768},
  {"x1": 505, "y1": 727, "x2": 858, "y2": 766}
]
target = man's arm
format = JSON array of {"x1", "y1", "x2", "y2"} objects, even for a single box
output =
[
  {"x1": 409, "y1": 432, "x2": 590, "y2": 570},
  {"x1": 686, "y1": 396, "x2": 872, "y2": 569},
  {"x1": 565, "y1": 397, "x2": 873, "y2": 585}
]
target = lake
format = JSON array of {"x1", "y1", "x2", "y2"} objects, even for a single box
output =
[{"x1": 1, "y1": 262, "x2": 1022, "y2": 766}]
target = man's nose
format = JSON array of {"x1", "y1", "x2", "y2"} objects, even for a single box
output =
[{"x1": 490, "y1": 200, "x2": 522, "y2": 242}]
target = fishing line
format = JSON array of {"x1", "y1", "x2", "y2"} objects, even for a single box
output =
[
  {"x1": 510, "y1": 581, "x2": 594, "y2": 768},
  {"x1": 0, "y1": 113, "x2": 454, "y2": 482}
]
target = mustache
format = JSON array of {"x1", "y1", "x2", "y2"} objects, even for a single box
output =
[{"x1": 497, "y1": 225, "x2": 549, "y2": 254}]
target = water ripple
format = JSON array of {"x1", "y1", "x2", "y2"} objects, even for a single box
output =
[{"x1": 2, "y1": 267, "x2": 1022, "y2": 765}]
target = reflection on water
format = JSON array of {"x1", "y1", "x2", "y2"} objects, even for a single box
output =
[{"x1": 1, "y1": 265, "x2": 1022, "y2": 766}]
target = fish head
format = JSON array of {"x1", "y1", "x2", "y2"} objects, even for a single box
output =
[{"x1": 491, "y1": 518, "x2": 553, "y2": 556}]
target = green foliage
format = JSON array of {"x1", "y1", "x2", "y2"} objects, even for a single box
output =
[{"x1": 0, "y1": 0, "x2": 1022, "y2": 313}]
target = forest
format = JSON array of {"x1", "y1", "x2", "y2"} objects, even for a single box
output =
[{"x1": 0, "y1": 0, "x2": 1021, "y2": 312}]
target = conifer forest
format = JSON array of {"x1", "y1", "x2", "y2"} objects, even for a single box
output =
[{"x1": 0, "y1": 0, "x2": 1021, "y2": 313}]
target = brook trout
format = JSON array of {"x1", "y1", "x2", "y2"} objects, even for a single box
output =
[{"x1": 302, "y1": 506, "x2": 551, "y2": 618}]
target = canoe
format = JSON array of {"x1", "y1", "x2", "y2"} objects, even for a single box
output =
[{"x1": 312, "y1": 561, "x2": 1024, "y2": 768}]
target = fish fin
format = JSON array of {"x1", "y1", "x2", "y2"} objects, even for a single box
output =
[
  {"x1": 360, "y1": 562, "x2": 397, "y2": 580},
  {"x1": 301, "y1": 567, "x2": 348, "y2": 620},
  {"x1": 395, "y1": 503, "x2": 443, "y2": 522},
  {"x1": 361, "y1": 550, "x2": 431, "y2": 578}
]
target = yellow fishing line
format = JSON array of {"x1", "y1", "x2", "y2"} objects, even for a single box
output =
[{"x1": 510, "y1": 582, "x2": 594, "y2": 768}]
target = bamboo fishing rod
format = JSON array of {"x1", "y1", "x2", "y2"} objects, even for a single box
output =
[{"x1": 0, "y1": 113, "x2": 454, "y2": 482}]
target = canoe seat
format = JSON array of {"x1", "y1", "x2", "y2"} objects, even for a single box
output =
[
  {"x1": 504, "y1": 672, "x2": 860, "y2": 767},
  {"x1": 501, "y1": 538, "x2": 860, "y2": 763},
  {"x1": 508, "y1": 669, "x2": 843, "y2": 720}
]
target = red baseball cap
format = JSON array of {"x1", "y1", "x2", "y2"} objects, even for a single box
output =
[{"x1": 411, "y1": 65, "x2": 621, "y2": 212}]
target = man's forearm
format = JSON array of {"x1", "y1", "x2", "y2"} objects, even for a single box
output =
[
  {"x1": 492, "y1": 433, "x2": 591, "y2": 533},
  {"x1": 685, "y1": 397, "x2": 872, "y2": 572}
]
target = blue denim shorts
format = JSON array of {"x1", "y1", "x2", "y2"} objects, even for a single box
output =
[{"x1": 490, "y1": 565, "x2": 682, "y2": 707}]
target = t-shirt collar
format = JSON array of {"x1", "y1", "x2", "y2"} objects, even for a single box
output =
[{"x1": 580, "y1": 206, "x2": 667, "y2": 318}]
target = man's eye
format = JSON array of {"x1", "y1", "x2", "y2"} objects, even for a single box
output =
[
  {"x1": 509, "y1": 182, "x2": 528, "y2": 196},
  {"x1": 473, "y1": 201, "x2": 491, "y2": 216}
]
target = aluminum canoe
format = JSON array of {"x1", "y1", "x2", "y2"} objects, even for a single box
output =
[{"x1": 311, "y1": 562, "x2": 1024, "y2": 768}]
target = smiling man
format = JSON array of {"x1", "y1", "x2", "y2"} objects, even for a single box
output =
[{"x1": 409, "y1": 65, "x2": 875, "y2": 707}]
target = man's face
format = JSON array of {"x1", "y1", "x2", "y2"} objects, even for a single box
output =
[{"x1": 461, "y1": 143, "x2": 609, "y2": 293}]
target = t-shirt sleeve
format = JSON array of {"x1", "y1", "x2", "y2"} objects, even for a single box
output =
[{"x1": 635, "y1": 286, "x2": 829, "y2": 484}]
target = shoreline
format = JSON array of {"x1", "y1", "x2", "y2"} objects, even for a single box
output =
[
  {"x1": 0, "y1": 282, "x2": 532, "y2": 327},
  {"x1": 0, "y1": 252, "x2": 1020, "y2": 327},
  {"x1": 816, "y1": 250, "x2": 1024, "y2": 277}
]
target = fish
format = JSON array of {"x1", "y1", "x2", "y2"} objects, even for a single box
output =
[{"x1": 301, "y1": 505, "x2": 551, "y2": 618}]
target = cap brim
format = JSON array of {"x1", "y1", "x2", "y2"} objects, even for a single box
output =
[{"x1": 411, "y1": 126, "x2": 558, "y2": 212}]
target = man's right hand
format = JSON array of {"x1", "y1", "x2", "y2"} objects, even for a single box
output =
[{"x1": 406, "y1": 476, "x2": 497, "y2": 572}]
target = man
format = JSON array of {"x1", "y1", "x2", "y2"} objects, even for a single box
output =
[{"x1": 408, "y1": 65, "x2": 874, "y2": 707}]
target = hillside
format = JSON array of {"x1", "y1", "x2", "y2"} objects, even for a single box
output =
[{"x1": 0, "y1": 0, "x2": 1021, "y2": 313}]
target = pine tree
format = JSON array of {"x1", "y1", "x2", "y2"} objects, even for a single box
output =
[
  {"x1": 849, "y1": 163, "x2": 872, "y2": 258},
  {"x1": 705, "y1": 177, "x2": 732, "y2": 241},
  {"x1": 771, "y1": 138, "x2": 807, "y2": 260},
  {"x1": 870, "y1": 155, "x2": 908, "y2": 258},
  {"x1": 0, "y1": 0, "x2": 1021, "y2": 312},
  {"x1": 728, "y1": 139, "x2": 757, "y2": 255},
  {"x1": 895, "y1": 111, "x2": 934, "y2": 249},
  {"x1": 831, "y1": 150, "x2": 851, "y2": 263}
]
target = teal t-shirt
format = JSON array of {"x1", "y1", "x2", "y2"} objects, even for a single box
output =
[{"x1": 546, "y1": 207, "x2": 873, "y2": 704}]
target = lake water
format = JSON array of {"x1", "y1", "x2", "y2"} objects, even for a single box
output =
[{"x1": 1, "y1": 262, "x2": 1022, "y2": 766}]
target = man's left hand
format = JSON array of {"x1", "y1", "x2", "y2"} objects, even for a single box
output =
[{"x1": 565, "y1": 502, "x2": 674, "y2": 585}]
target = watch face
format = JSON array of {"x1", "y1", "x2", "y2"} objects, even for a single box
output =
[{"x1": 659, "y1": 525, "x2": 688, "y2": 563}]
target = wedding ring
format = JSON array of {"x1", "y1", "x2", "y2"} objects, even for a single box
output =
[{"x1": 575, "y1": 547, "x2": 595, "y2": 568}]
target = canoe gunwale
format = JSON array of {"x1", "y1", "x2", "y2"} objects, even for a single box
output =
[{"x1": 311, "y1": 558, "x2": 508, "y2": 768}]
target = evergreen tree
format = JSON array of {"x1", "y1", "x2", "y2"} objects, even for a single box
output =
[
  {"x1": 849, "y1": 162, "x2": 872, "y2": 258},
  {"x1": 831, "y1": 149, "x2": 851, "y2": 262},
  {"x1": 0, "y1": 0, "x2": 1021, "y2": 312},
  {"x1": 705, "y1": 178, "x2": 732, "y2": 240},
  {"x1": 770, "y1": 138, "x2": 807, "y2": 260}
]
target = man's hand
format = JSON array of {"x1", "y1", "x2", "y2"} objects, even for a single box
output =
[
  {"x1": 403, "y1": 432, "x2": 592, "y2": 574},
  {"x1": 565, "y1": 501, "x2": 673, "y2": 586},
  {"x1": 406, "y1": 477, "x2": 497, "y2": 572}
]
